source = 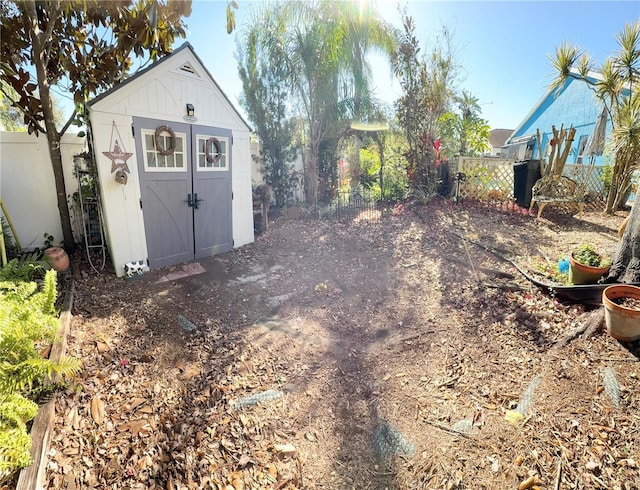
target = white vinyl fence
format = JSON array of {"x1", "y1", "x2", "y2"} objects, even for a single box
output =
[{"x1": 0, "y1": 131, "x2": 85, "y2": 251}]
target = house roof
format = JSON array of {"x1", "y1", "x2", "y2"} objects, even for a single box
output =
[
  {"x1": 508, "y1": 69, "x2": 604, "y2": 143},
  {"x1": 88, "y1": 42, "x2": 251, "y2": 132},
  {"x1": 489, "y1": 129, "x2": 513, "y2": 148}
]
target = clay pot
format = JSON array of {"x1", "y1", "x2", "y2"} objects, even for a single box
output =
[
  {"x1": 568, "y1": 254, "x2": 610, "y2": 285},
  {"x1": 602, "y1": 285, "x2": 640, "y2": 342},
  {"x1": 44, "y1": 247, "x2": 70, "y2": 272}
]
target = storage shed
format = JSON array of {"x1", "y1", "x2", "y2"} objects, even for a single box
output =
[{"x1": 88, "y1": 42, "x2": 254, "y2": 277}]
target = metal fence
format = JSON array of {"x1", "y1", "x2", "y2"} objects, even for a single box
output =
[{"x1": 316, "y1": 189, "x2": 382, "y2": 222}]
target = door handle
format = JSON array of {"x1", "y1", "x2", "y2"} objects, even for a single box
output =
[
  {"x1": 184, "y1": 194, "x2": 193, "y2": 207},
  {"x1": 193, "y1": 193, "x2": 203, "y2": 209}
]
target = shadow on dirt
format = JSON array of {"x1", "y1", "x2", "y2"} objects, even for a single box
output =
[
  {"x1": 61, "y1": 212, "x2": 424, "y2": 488},
  {"x1": 52, "y1": 197, "x2": 630, "y2": 489}
]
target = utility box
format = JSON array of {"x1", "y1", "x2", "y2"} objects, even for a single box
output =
[{"x1": 513, "y1": 159, "x2": 541, "y2": 208}]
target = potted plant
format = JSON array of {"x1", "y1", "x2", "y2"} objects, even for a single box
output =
[
  {"x1": 602, "y1": 285, "x2": 640, "y2": 341},
  {"x1": 569, "y1": 243, "x2": 611, "y2": 285}
]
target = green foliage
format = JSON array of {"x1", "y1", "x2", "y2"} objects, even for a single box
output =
[
  {"x1": 359, "y1": 147, "x2": 380, "y2": 190},
  {"x1": 0, "y1": 254, "x2": 48, "y2": 283},
  {"x1": 0, "y1": 270, "x2": 81, "y2": 475},
  {"x1": 237, "y1": 10, "x2": 298, "y2": 208},
  {"x1": 0, "y1": 80, "x2": 24, "y2": 132},
  {"x1": 357, "y1": 139, "x2": 408, "y2": 201},
  {"x1": 238, "y1": 1, "x2": 397, "y2": 205},
  {"x1": 0, "y1": 218, "x2": 14, "y2": 252},
  {"x1": 572, "y1": 244, "x2": 611, "y2": 268},
  {"x1": 438, "y1": 91, "x2": 490, "y2": 158},
  {"x1": 548, "y1": 20, "x2": 640, "y2": 213},
  {"x1": 392, "y1": 11, "x2": 459, "y2": 195}
]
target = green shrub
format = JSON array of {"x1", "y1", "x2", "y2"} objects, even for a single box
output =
[
  {"x1": 0, "y1": 254, "x2": 48, "y2": 282},
  {"x1": 0, "y1": 270, "x2": 81, "y2": 477},
  {"x1": 572, "y1": 243, "x2": 611, "y2": 268}
]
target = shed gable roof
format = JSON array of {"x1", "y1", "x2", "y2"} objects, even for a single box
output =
[{"x1": 89, "y1": 42, "x2": 251, "y2": 132}]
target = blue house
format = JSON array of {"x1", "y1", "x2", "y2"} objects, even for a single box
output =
[{"x1": 504, "y1": 70, "x2": 621, "y2": 192}]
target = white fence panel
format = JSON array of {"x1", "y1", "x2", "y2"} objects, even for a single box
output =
[{"x1": 0, "y1": 131, "x2": 84, "y2": 250}]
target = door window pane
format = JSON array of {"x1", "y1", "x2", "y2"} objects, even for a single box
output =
[
  {"x1": 142, "y1": 129, "x2": 186, "y2": 172},
  {"x1": 196, "y1": 135, "x2": 229, "y2": 171}
]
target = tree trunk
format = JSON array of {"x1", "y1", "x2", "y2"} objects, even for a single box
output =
[
  {"x1": 305, "y1": 122, "x2": 320, "y2": 206},
  {"x1": 306, "y1": 153, "x2": 318, "y2": 207},
  {"x1": 351, "y1": 133, "x2": 361, "y2": 187},
  {"x1": 26, "y1": 0, "x2": 75, "y2": 252},
  {"x1": 607, "y1": 198, "x2": 640, "y2": 283}
]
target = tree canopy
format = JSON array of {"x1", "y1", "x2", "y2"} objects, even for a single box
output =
[
  {"x1": 237, "y1": 0, "x2": 397, "y2": 205},
  {"x1": 0, "y1": 0, "x2": 192, "y2": 250}
]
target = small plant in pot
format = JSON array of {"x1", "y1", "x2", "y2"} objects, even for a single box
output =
[{"x1": 569, "y1": 243, "x2": 611, "y2": 285}]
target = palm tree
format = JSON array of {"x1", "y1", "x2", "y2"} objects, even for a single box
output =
[
  {"x1": 336, "y1": 1, "x2": 397, "y2": 188},
  {"x1": 549, "y1": 20, "x2": 640, "y2": 283},
  {"x1": 241, "y1": 1, "x2": 397, "y2": 205},
  {"x1": 548, "y1": 21, "x2": 640, "y2": 214}
]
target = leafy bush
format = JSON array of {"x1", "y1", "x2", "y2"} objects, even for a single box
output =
[
  {"x1": 572, "y1": 243, "x2": 611, "y2": 268},
  {"x1": 0, "y1": 270, "x2": 81, "y2": 478},
  {"x1": 0, "y1": 254, "x2": 48, "y2": 282}
]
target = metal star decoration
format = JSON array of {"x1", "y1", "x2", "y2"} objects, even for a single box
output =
[{"x1": 103, "y1": 140, "x2": 133, "y2": 174}]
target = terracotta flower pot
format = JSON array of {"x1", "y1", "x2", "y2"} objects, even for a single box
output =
[
  {"x1": 602, "y1": 285, "x2": 640, "y2": 342},
  {"x1": 568, "y1": 254, "x2": 609, "y2": 285},
  {"x1": 44, "y1": 247, "x2": 70, "y2": 272}
]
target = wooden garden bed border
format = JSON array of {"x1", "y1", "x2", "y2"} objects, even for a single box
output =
[{"x1": 16, "y1": 275, "x2": 74, "y2": 490}]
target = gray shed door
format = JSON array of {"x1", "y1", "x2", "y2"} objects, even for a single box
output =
[{"x1": 133, "y1": 117, "x2": 233, "y2": 270}]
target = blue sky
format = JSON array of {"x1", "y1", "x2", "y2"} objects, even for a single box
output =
[{"x1": 178, "y1": 0, "x2": 639, "y2": 131}]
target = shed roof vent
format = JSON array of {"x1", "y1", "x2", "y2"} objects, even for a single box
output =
[{"x1": 178, "y1": 62, "x2": 199, "y2": 77}]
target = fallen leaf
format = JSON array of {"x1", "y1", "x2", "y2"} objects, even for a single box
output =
[
  {"x1": 66, "y1": 406, "x2": 79, "y2": 430},
  {"x1": 585, "y1": 461, "x2": 600, "y2": 471},
  {"x1": 95, "y1": 341, "x2": 110, "y2": 353},
  {"x1": 617, "y1": 458, "x2": 638, "y2": 468},
  {"x1": 180, "y1": 366, "x2": 201, "y2": 380},
  {"x1": 129, "y1": 398, "x2": 146, "y2": 411},
  {"x1": 90, "y1": 396, "x2": 105, "y2": 425},
  {"x1": 518, "y1": 475, "x2": 536, "y2": 490},
  {"x1": 274, "y1": 443, "x2": 296, "y2": 455},
  {"x1": 117, "y1": 419, "x2": 148, "y2": 436},
  {"x1": 504, "y1": 410, "x2": 524, "y2": 424}
]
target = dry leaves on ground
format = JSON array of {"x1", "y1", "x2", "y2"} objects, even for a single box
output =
[{"x1": 44, "y1": 199, "x2": 639, "y2": 489}]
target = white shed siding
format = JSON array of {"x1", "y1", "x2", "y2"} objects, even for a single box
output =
[
  {"x1": 89, "y1": 44, "x2": 253, "y2": 277},
  {"x1": 89, "y1": 113, "x2": 148, "y2": 276},
  {"x1": 91, "y1": 50, "x2": 248, "y2": 131},
  {"x1": 232, "y1": 131, "x2": 255, "y2": 248}
]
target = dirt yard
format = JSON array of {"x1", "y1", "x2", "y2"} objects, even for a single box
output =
[{"x1": 44, "y1": 198, "x2": 639, "y2": 489}]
